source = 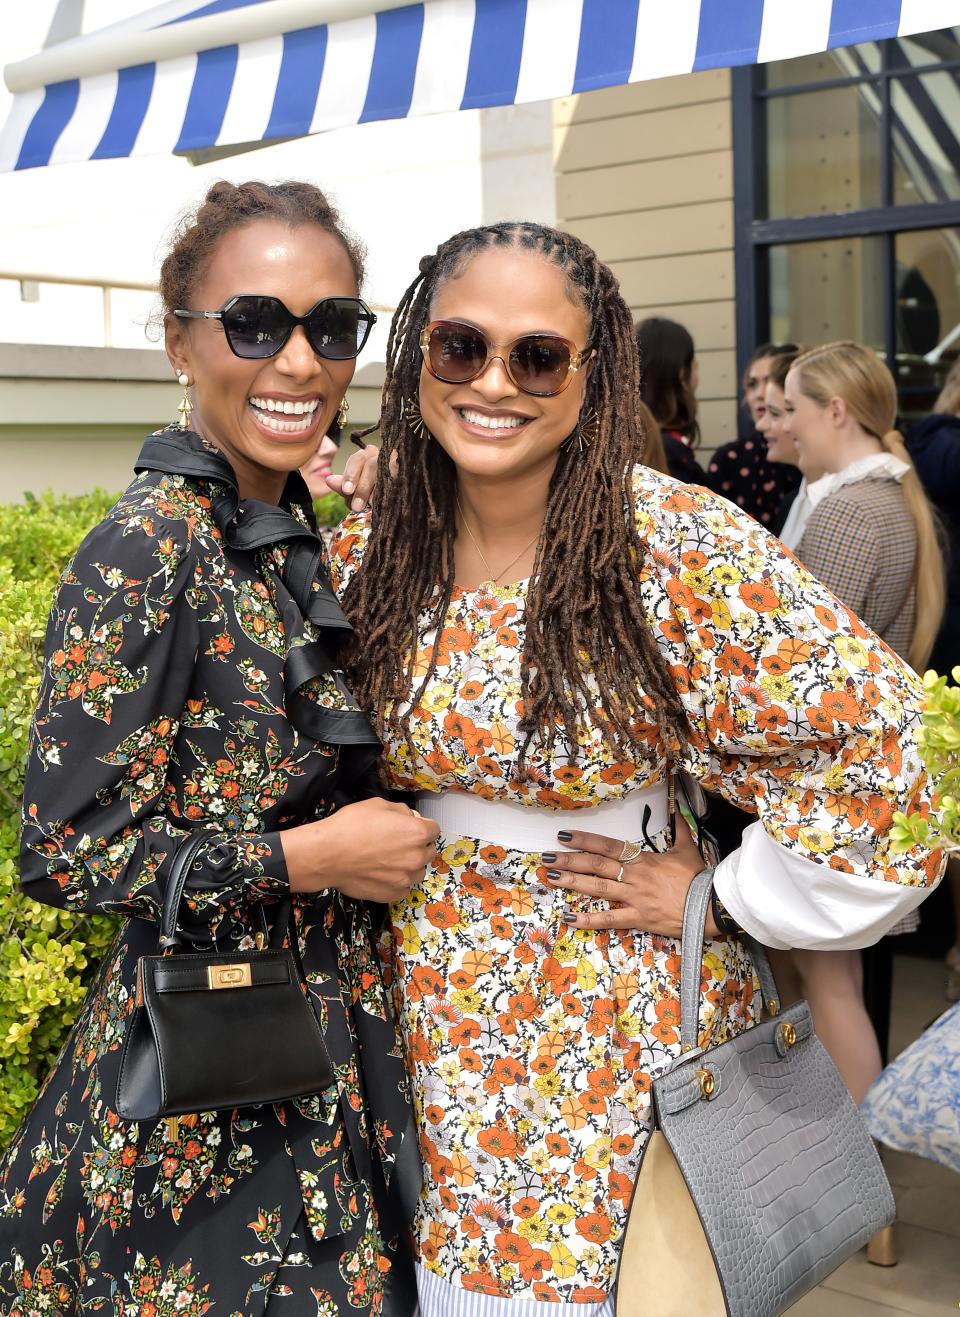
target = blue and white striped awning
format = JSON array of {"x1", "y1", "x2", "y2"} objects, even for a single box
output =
[{"x1": 3, "y1": 0, "x2": 960, "y2": 171}]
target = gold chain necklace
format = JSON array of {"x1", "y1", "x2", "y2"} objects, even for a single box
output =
[{"x1": 455, "y1": 495, "x2": 542, "y2": 585}]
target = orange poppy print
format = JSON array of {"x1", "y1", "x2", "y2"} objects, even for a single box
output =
[{"x1": 327, "y1": 465, "x2": 940, "y2": 1306}]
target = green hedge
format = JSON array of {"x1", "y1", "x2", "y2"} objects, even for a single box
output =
[
  {"x1": 0, "y1": 486, "x2": 349, "y2": 1147},
  {"x1": 0, "y1": 491, "x2": 121, "y2": 1146}
]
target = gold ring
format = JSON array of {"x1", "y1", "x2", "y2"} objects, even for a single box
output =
[
  {"x1": 618, "y1": 840, "x2": 644, "y2": 864},
  {"x1": 614, "y1": 864, "x2": 625, "y2": 883}
]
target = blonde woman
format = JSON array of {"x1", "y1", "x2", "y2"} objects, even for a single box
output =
[{"x1": 780, "y1": 341, "x2": 946, "y2": 1265}]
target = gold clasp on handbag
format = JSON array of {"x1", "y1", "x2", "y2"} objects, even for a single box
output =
[
  {"x1": 207, "y1": 963, "x2": 252, "y2": 990},
  {"x1": 697, "y1": 1067, "x2": 716, "y2": 1100},
  {"x1": 777, "y1": 1021, "x2": 797, "y2": 1051}
]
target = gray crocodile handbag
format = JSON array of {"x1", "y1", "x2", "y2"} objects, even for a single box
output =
[{"x1": 616, "y1": 867, "x2": 895, "y2": 1317}]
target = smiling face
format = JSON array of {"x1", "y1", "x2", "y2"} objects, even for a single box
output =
[
  {"x1": 783, "y1": 367, "x2": 849, "y2": 476},
  {"x1": 744, "y1": 354, "x2": 776, "y2": 424},
  {"x1": 417, "y1": 247, "x2": 592, "y2": 485},
  {"x1": 755, "y1": 382, "x2": 797, "y2": 465},
  {"x1": 165, "y1": 219, "x2": 358, "y2": 498}
]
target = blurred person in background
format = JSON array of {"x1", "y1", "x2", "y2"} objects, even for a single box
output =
[
  {"x1": 709, "y1": 342, "x2": 801, "y2": 527},
  {"x1": 906, "y1": 358, "x2": 960, "y2": 1000},
  {"x1": 635, "y1": 316, "x2": 708, "y2": 483},
  {"x1": 777, "y1": 341, "x2": 946, "y2": 1266},
  {"x1": 637, "y1": 397, "x2": 669, "y2": 474},
  {"x1": 301, "y1": 430, "x2": 341, "y2": 498},
  {"x1": 754, "y1": 347, "x2": 824, "y2": 546}
]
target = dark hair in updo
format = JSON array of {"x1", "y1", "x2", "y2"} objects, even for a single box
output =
[{"x1": 158, "y1": 179, "x2": 366, "y2": 314}]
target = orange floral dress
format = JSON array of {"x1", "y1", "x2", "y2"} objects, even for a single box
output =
[{"x1": 329, "y1": 468, "x2": 941, "y2": 1307}]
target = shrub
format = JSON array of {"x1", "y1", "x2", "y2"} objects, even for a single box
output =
[
  {"x1": 0, "y1": 491, "x2": 121, "y2": 1147},
  {"x1": 0, "y1": 485, "x2": 351, "y2": 1146},
  {"x1": 892, "y1": 667, "x2": 960, "y2": 856}
]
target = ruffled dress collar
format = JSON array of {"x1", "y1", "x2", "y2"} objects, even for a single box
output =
[{"x1": 135, "y1": 427, "x2": 380, "y2": 780}]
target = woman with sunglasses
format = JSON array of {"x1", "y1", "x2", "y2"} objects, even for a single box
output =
[
  {"x1": 328, "y1": 222, "x2": 942, "y2": 1315},
  {"x1": 0, "y1": 180, "x2": 437, "y2": 1316}
]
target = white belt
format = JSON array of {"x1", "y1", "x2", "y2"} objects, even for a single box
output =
[{"x1": 414, "y1": 784, "x2": 670, "y2": 853}]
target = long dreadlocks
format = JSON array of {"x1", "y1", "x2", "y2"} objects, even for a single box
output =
[{"x1": 341, "y1": 221, "x2": 690, "y2": 766}]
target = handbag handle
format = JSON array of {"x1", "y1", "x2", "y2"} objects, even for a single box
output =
[
  {"x1": 158, "y1": 830, "x2": 288, "y2": 953},
  {"x1": 678, "y1": 867, "x2": 782, "y2": 1054}
]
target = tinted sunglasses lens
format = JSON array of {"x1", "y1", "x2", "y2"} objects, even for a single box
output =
[
  {"x1": 510, "y1": 336, "x2": 572, "y2": 395},
  {"x1": 222, "y1": 297, "x2": 289, "y2": 358},
  {"x1": 428, "y1": 325, "x2": 488, "y2": 382},
  {"x1": 307, "y1": 298, "x2": 372, "y2": 360}
]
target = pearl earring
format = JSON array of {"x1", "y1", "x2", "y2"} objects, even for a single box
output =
[{"x1": 175, "y1": 371, "x2": 193, "y2": 431}]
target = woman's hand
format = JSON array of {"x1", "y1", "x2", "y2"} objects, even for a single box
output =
[
  {"x1": 541, "y1": 814, "x2": 720, "y2": 938},
  {"x1": 282, "y1": 798, "x2": 439, "y2": 903},
  {"x1": 325, "y1": 444, "x2": 380, "y2": 512}
]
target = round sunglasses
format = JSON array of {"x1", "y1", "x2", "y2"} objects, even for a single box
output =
[
  {"x1": 419, "y1": 320, "x2": 593, "y2": 397},
  {"x1": 174, "y1": 294, "x2": 377, "y2": 361}
]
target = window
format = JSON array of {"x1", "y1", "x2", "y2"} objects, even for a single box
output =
[{"x1": 733, "y1": 28, "x2": 960, "y2": 425}]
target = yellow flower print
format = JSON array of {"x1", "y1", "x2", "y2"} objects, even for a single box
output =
[
  {"x1": 711, "y1": 597, "x2": 733, "y2": 630},
  {"x1": 711, "y1": 563, "x2": 744, "y2": 587},
  {"x1": 534, "y1": 1072, "x2": 563, "y2": 1099},
  {"x1": 569, "y1": 1183, "x2": 593, "y2": 1209},
  {"x1": 797, "y1": 826, "x2": 837, "y2": 853},
  {"x1": 759, "y1": 672, "x2": 794, "y2": 701},
  {"x1": 835, "y1": 635, "x2": 871, "y2": 669},
  {"x1": 550, "y1": 1242, "x2": 578, "y2": 1279},
  {"x1": 451, "y1": 988, "x2": 483, "y2": 1013},
  {"x1": 517, "y1": 1216, "x2": 550, "y2": 1242},
  {"x1": 547, "y1": 1203, "x2": 576, "y2": 1226},
  {"x1": 401, "y1": 923, "x2": 421, "y2": 955},
  {"x1": 681, "y1": 568, "x2": 712, "y2": 594},
  {"x1": 582, "y1": 1137, "x2": 610, "y2": 1170},
  {"x1": 420, "y1": 682, "x2": 455, "y2": 714},
  {"x1": 442, "y1": 839, "x2": 476, "y2": 867}
]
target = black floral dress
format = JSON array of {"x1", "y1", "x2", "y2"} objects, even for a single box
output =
[{"x1": 0, "y1": 429, "x2": 418, "y2": 1317}]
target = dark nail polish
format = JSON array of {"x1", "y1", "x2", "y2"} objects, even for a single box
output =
[
  {"x1": 561, "y1": 912, "x2": 577, "y2": 924},
  {"x1": 557, "y1": 830, "x2": 573, "y2": 842},
  {"x1": 546, "y1": 870, "x2": 562, "y2": 882},
  {"x1": 541, "y1": 852, "x2": 557, "y2": 864}
]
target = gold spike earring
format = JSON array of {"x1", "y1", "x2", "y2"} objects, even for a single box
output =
[
  {"x1": 403, "y1": 397, "x2": 430, "y2": 439},
  {"x1": 564, "y1": 406, "x2": 599, "y2": 455},
  {"x1": 175, "y1": 371, "x2": 193, "y2": 431}
]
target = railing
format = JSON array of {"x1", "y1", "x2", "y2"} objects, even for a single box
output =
[
  {"x1": 0, "y1": 272, "x2": 155, "y2": 349},
  {"x1": 0, "y1": 272, "x2": 395, "y2": 350}
]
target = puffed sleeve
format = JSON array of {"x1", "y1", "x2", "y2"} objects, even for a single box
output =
[
  {"x1": 326, "y1": 509, "x2": 372, "y2": 599},
  {"x1": 633, "y1": 468, "x2": 944, "y2": 950},
  {"x1": 20, "y1": 501, "x2": 289, "y2": 937}
]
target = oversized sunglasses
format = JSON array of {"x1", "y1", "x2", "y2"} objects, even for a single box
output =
[
  {"x1": 174, "y1": 294, "x2": 376, "y2": 361},
  {"x1": 419, "y1": 320, "x2": 592, "y2": 397}
]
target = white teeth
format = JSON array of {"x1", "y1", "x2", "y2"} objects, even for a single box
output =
[
  {"x1": 460, "y1": 408, "x2": 527, "y2": 431},
  {"x1": 255, "y1": 410, "x2": 315, "y2": 434},
  {"x1": 248, "y1": 396, "x2": 319, "y2": 416}
]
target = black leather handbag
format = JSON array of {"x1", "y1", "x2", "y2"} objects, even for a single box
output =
[{"x1": 117, "y1": 830, "x2": 333, "y2": 1123}]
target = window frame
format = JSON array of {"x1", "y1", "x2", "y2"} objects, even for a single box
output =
[{"x1": 732, "y1": 41, "x2": 960, "y2": 411}]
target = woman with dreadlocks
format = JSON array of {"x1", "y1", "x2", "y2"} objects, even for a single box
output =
[{"x1": 328, "y1": 222, "x2": 942, "y2": 1315}]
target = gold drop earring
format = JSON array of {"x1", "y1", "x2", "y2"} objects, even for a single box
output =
[
  {"x1": 175, "y1": 371, "x2": 193, "y2": 431},
  {"x1": 336, "y1": 397, "x2": 349, "y2": 428}
]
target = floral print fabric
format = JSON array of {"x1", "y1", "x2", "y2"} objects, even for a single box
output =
[
  {"x1": 862, "y1": 1000, "x2": 960, "y2": 1173},
  {"x1": 329, "y1": 466, "x2": 940, "y2": 1306},
  {"x1": 0, "y1": 430, "x2": 414, "y2": 1316}
]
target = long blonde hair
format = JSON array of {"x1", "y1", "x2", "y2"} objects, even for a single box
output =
[{"x1": 792, "y1": 341, "x2": 945, "y2": 670}]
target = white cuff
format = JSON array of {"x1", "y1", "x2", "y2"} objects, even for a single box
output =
[{"x1": 711, "y1": 821, "x2": 934, "y2": 951}]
